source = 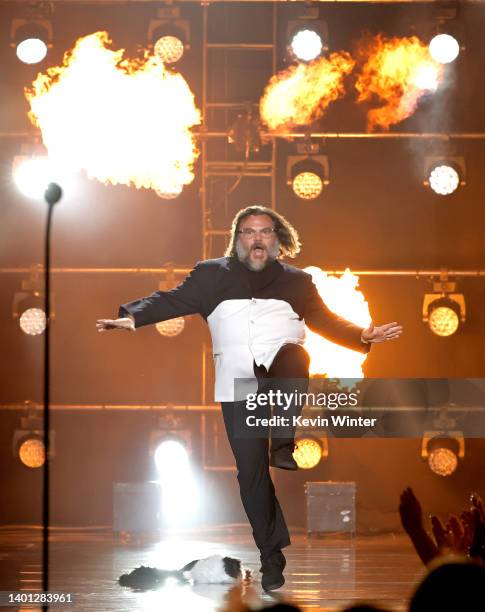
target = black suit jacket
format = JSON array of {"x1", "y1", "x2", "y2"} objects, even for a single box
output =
[{"x1": 119, "y1": 256, "x2": 370, "y2": 400}]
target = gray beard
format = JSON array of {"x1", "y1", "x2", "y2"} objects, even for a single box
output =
[{"x1": 235, "y1": 239, "x2": 280, "y2": 271}]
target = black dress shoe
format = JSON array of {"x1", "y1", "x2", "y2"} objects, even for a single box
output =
[
  {"x1": 259, "y1": 550, "x2": 286, "y2": 573},
  {"x1": 260, "y1": 551, "x2": 286, "y2": 591},
  {"x1": 270, "y1": 446, "x2": 298, "y2": 470}
]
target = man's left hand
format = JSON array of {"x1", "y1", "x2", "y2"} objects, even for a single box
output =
[{"x1": 361, "y1": 321, "x2": 403, "y2": 344}]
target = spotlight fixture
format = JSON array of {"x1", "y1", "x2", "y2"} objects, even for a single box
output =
[
  {"x1": 148, "y1": 7, "x2": 190, "y2": 64},
  {"x1": 428, "y1": 5, "x2": 463, "y2": 65},
  {"x1": 12, "y1": 414, "x2": 55, "y2": 469},
  {"x1": 156, "y1": 317, "x2": 185, "y2": 337},
  {"x1": 13, "y1": 156, "x2": 52, "y2": 199},
  {"x1": 422, "y1": 277, "x2": 465, "y2": 337},
  {"x1": 149, "y1": 416, "x2": 192, "y2": 467},
  {"x1": 12, "y1": 266, "x2": 53, "y2": 336},
  {"x1": 155, "y1": 266, "x2": 186, "y2": 336},
  {"x1": 149, "y1": 423, "x2": 198, "y2": 525},
  {"x1": 287, "y1": 155, "x2": 329, "y2": 201},
  {"x1": 421, "y1": 430, "x2": 464, "y2": 477},
  {"x1": 429, "y1": 33, "x2": 460, "y2": 64},
  {"x1": 153, "y1": 436, "x2": 191, "y2": 472},
  {"x1": 12, "y1": 143, "x2": 71, "y2": 200},
  {"x1": 293, "y1": 434, "x2": 328, "y2": 469},
  {"x1": 10, "y1": 15, "x2": 53, "y2": 65},
  {"x1": 155, "y1": 181, "x2": 184, "y2": 200},
  {"x1": 287, "y1": 15, "x2": 328, "y2": 62},
  {"x1": 424, "y1": 156, "x2": 465, "y2": 196},
  {"x1": 19, "y1": 306, "x2": 46, "y2": 336}
]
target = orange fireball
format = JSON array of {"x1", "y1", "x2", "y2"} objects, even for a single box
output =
[
  {"x1": 355, "y1": 34, "x2": 444, "y2": 131},
  {"x1": 25, "y1": 32, "x2": 201, "y2": 195},
  {"x1": 260, "y1": 52, "x2": 355, "y2": 133},
  {"x1": 303, "y1": 267, "x2": 371, "y2": 379}
]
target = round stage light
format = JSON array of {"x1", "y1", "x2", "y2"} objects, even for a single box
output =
[
  {"x1": 428, "y1": 447, "x2": 458, "y2": 477},
  {"x1": 155, "y1": 182, "x2": 183, "y2": 200},
  {"x1": 290, "y1": 29, "x2": 323, "y2": 62},
  {"x1": 19, "y1": 437, "x2": 45, "y2": 468},
  {"x1": 428, "y1": 164, "x2": 460, "y2": 195},
  {"x1": 19, "y1": 307, "x2": 46, "y2": 336},
  {"x1": 154, "y1": 36, "x2": 185, "y2": 64},
  {"x1": 154, "y1": 439, "x2": 189, "y2": 473},
  {"x1": 428, "y1": 305, "x2": 460, "y2": 337},
  {"x1": 429, "y1": 34, "x2": 460, "y2": 65},
  {"x1": 155, "y1": 317, "x2": 185, "y2": 337},
  {"x1": 13, "y1": 158, "x2": 63, "y2": 199},
  {"x1": 292, "y1": 171, "x2": 323, "y2": 200},
  {"x1": 293, "y1": 437, "x2": 323, "y2": 469},
  {"x1": 16, "y1": 38, "x2": 48, "y2": 64}
]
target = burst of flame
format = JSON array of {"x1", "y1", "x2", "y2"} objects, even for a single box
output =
[
  {"x1": 259, "y1": 52, "x2": 355, "y2": 132},
  {"x1": 25, "y1": 32, "x2": 201, "y2": 192},
  {"x1": 303, "y1": 266, "x2": 372, "y2": 379},
  {"x1": 355, "y1": 34, "x2": 444, "y2": 131}
]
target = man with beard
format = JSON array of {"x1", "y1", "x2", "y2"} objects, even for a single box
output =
[{"x1": 97, "y1": 205, "x2": 402, "y2": 591}]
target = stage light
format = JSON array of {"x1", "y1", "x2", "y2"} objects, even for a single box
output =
[
  {"x1": 19, "y1": 307, "x2": 46, "y2": 336},
  {"x1": 293, "y1": 437, "x2": 322, "y2": 469},
  {"x1": 287, "y1": 156, "x2": 329, "y2": 201},
  {"x1": 148, "y1": 8, "x2": 190, "y2": 65},
  {"x1": 429, "y1": 446, "x2": 457, "y2": 476},
  {"x1": 12, "y1": 156, "x2": 68, "y2": 200},
  {"x1": 13, "y1": 276, "x2": 51, "y2": 336},
  {"x1": 429, "y1": 164, "x2": 460, "y2": 195},
  {"x1": 13, "y1": 415, "x2": 55, "y2": 468},
  {"x1": 429, "y1": 33, "x2": 460, "y2": 64},
  {"x1": 293, "y1": 172, "x2": 323, "y2": 200},
  {"x1": 291, "y1": 29, "x2": 323, "y2": 62},
  {"x1": 156, "y1": 317, "x2": 185, "y2": 337},
  {"x1": 151, "y1": 430, "x2": 198, "y2": 525},
  {"x1": 428, "y1": 299, "x2": 459, "y2": 337},
  {"x1": 19, "y1": 436, "x2": 45, "y2": 468},
  {"x1": 423, "y1": 292, "x2": 465, "y2": 337},
  {"x1": 155, "y1": 269, "x2": 186, "y2": 336},
  {"x1": 16, "y1": 38, "x2": 47, "y2": 64},
  {"x1": 154, "y1": 438, "x2": 189, "y2": 473},
  {"x1": 10, "y1": 18, "x2": 52, "y2": 64},
  {"x1": 149, "y1": 418, "x2": 192, "y2": 474},
  {"x1": 287, "y1": 17, "x2": 328, "y2": 63},
  {"x1": 422, "y1": 431, "x2": 464, "y2": 477},
  {"x1": 424, "y1": 156, "x2": 465, "y2": 196},
  {"x1": 154, "y1": 35, "x2": 184, "y2": 64},
  {"x1": 155, "y1": 182, "x2": 184, "y2": 200}
]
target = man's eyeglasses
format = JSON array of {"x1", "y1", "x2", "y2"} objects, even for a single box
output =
[{"x1": 237, "y1": 227, "x2": 276, "y2": 238}]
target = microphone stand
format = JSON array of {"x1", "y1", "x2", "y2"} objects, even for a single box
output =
[{"x1": 42, "y1": 183, "x2": 62, "y2": 612}]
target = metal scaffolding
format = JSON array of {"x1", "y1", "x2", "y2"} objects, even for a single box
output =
[
  {"x1": 200, "y1": 2, "x2": 278, "y2": 261},
  {"x1": 2, "y1": 267, "x2": 485, "y2": 276}
]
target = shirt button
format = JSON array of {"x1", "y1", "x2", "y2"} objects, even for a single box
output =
[{"x1": 250, "y1": 320, "x2": 254, "y2": 324}]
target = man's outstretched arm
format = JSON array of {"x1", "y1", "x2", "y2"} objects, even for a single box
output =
[
  {"x1": 96, "y1": 262, "x2": 204, "y2": 332},
  {"x1": 303, "y1": 275, "x2": 402, "y2": 352}
]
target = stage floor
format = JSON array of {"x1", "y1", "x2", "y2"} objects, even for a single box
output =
[{"x1": 0, "y1": 526, "x2": 425, "y2": 611}]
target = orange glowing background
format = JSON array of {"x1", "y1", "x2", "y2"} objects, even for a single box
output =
[
  {"x1": 259, "y1": 52, "x2": 355, "y2": 132},
  {"x1": 303, "y1": 267, "x2": 372, "y2": 378},
  {"x1": 25, "y1": 32, "x2": 201, "y2": 195},
  {"x1": 355, "y1": 34, "x2": 444, "y2": 131}
]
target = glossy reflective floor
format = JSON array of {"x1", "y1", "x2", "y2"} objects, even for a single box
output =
[{"x1": 0, "y1": 526, "x2": 425, "y2": 611}]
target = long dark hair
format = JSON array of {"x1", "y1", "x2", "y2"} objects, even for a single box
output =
[{"x1": 225, "y1": 205, "x2": 301, "y2": 259}]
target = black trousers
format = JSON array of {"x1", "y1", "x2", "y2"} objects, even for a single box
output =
[{"x1": 221, "y1": 343, "x2": 310, "y2": 560}]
